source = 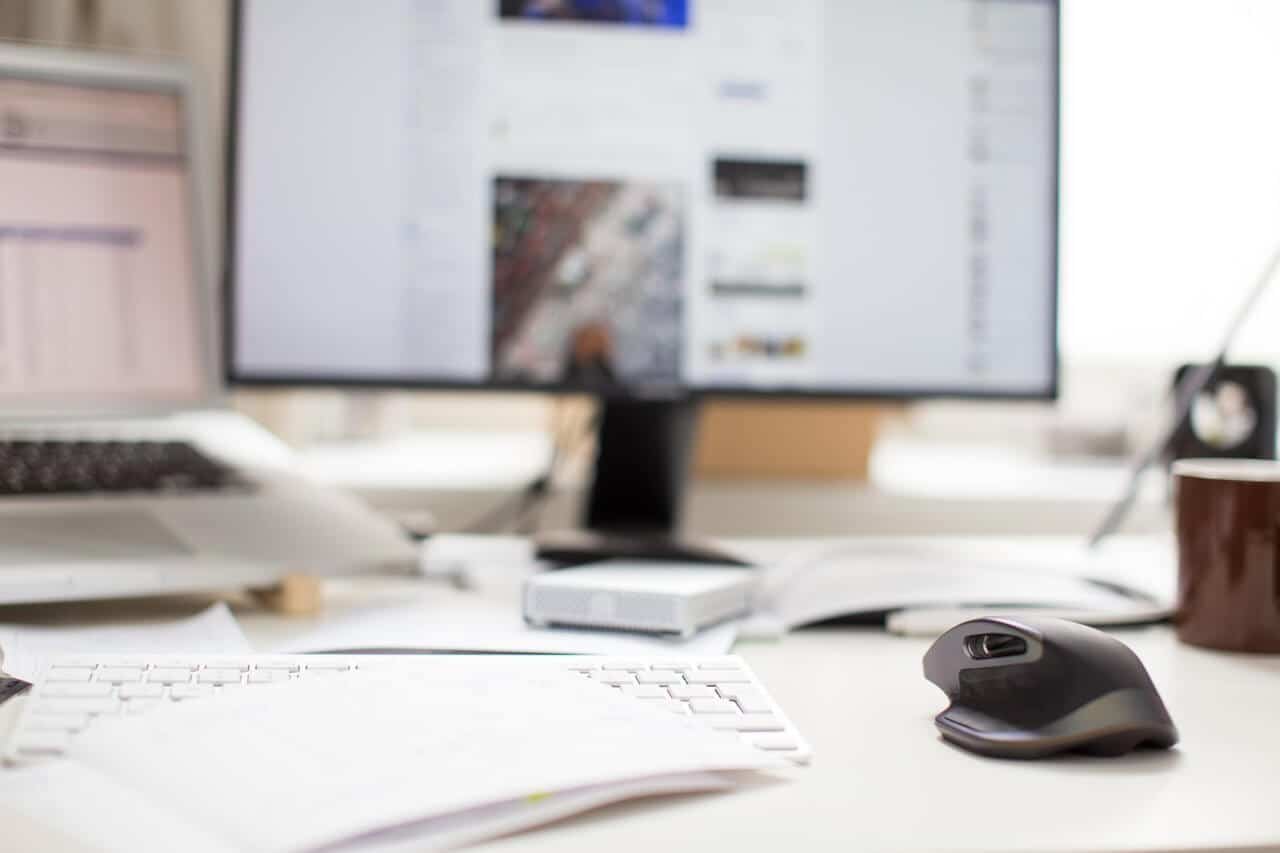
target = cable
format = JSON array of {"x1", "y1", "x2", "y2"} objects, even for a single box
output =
[
  {"x1": 1086, "y1": 238, "x2": 1280, "y2": 548},
  {"x1": 459, "y1": 398, "x2": 599, "y2": 535}
]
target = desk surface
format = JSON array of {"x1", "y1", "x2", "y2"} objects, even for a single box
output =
[
  {"x1": 1, "y1": 543, "x2": 1277, "y2": 852},
  {"x1": 292, "y1": 430, "x2": 1172, "y2": 538},
  {"x1": 483, "y1": 625, "x2": 1280, "y2": 853}
]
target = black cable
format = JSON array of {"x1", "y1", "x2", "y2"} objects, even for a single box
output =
[
  {"x1": 1088, "y1": 237, "x2": 1280, "y2": 547},
  {"x1": 457, "y1": 401, "x2": 599, "y2": 535}
]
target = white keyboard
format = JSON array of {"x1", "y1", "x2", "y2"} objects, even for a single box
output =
[{"x1": 3, "y1": 654, "x2": 811, "y2": 765}]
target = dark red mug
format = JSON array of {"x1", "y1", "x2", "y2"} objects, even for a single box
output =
[{"x1": 1175, "y1": 459, "x2": 1280, "y2": 652}]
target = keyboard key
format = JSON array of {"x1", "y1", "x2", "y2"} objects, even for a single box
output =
[
  {"x1": 668, "y1": 685, "x2": 717, "y2": 700},
  {"x1": 170, "y1": 684, "x2": 213, "y2": 700},
  {"x1": 688, "y1": 698, "x2": 738, "y2": 714},
  {"x1": 200, "y1": 660, "x2": 250, "y2": 671},
  {"x1": 45, "y1": 667, "x2": 94, "y2": 683},
  {"x1": 197, "y1": 669, "x2": 244, "y2": 685},
  {"x1": 251, "y1": 662, "x2": 301, "y2": 672},
  {"x1": 592, "y1": 673, "x2": 635, "y2": 686},
  {"x1": 118, "y1": 683, "x2": 165, "y2": 699},
  {"x1": 685, "y1": 670, "x2": 751, "y2": 685},
  {"x1": 748, "y1": 734, "x2": 802, "y2": 752},
  {"x1": 653, "y1": 700, "x2": 690, "y2": 715},
  {"x1": 304, "y1": 661, "x2": 354, "y2": 671},
  {"x1": 147, "y1": 667, "x2": 193, "y2": 684},
  {"x1": 718, "y1": 687, "x2": 772, "y2": 713},
  {"x1": 96, "y1": 667, "x2": 144, "y2": 683},
  {"x1": 635, "y1": 671, "x2": 683, "y2": 686},
  {"x1": 619, "y1": 684, "x2": 668, "y2": 699},
  {"x1": 0, "y1": 439, "x2": 238, "y2": 496},
  {"x1": 248, "y1": 670, "x2": 291, "y2": 684},
  {"x1": 40, "y1": 683, "x2": 113, "y2": 698},
  {"x1": 707, "y1": 713, "x2": 784, "y2": 732}
]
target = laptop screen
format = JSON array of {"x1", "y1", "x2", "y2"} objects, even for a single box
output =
[{"x1": 0, "y1": 74, "x2": 206, "y2": 407}]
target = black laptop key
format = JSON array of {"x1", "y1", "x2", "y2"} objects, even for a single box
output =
[{"x1": 0, "y1": 440, "x2": 240, "y2": 496}]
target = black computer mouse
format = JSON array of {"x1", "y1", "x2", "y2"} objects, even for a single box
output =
[{"x1": 922, "y1": 616, "x2": 1179, "y2": 759}]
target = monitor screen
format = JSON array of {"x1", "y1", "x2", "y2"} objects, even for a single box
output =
[
  {"x1": 229, "y1": 0, "x2": 1058, "y2": 397},
  {"x1": 0, "y1": 73, "x2": 206, "y2": 405}
]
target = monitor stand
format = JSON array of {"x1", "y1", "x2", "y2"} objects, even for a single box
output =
[{"x1": 534, "y1": 399, "x2": 753, "y2": 568}]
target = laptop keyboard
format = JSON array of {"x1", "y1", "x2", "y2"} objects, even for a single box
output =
[{"x1": 0, "y1": 440, "x2": 240, "y2": 496}]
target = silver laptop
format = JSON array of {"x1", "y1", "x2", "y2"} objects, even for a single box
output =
[{"x1": 0, "y1": 43, "x2": 417, "y2": 604}]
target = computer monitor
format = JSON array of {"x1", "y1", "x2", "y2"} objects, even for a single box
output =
[{"x1": 226, "y1": 0, "x2": 1059, "y2": 546}]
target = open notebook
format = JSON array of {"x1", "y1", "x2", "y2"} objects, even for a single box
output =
[
  {"x1": 752, "y1": 537, "x2": 1175, "y2": 632},
  {"x1": 2, "y1": 660, "x2": 784, "y2": 852}
]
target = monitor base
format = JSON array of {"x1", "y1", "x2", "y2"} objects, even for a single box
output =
[{"x1": 534, "y1": 530, "x2": 753, "y2": 568}]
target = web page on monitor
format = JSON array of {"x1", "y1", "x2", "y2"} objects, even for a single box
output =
[
  {"x1": 234, "y1": 0, "x2": 1056, "y2": 396},
  {"x1": 0, "y1": 77, "x2": 205, "y2": 403}
]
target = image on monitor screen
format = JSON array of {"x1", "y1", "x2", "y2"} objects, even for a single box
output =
[
  {"x1": 491, "y1": 176, "x2": 684, "y2": 387},
  {"x1": 496, "y1": 0, "x2": 689, "y2": 28}
]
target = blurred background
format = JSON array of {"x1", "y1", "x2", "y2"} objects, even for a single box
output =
[{"x1": 3, "y1": 0, "x2": 1278, "y2": 537}]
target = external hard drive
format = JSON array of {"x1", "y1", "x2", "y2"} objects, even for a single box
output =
[{"x1": 523, "y1": 561, "x2": 757, "y2": 637}]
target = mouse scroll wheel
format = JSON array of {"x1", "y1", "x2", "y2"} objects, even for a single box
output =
[{"x1": 963, "y1": 633, "x2": 1028, "y2": 660}]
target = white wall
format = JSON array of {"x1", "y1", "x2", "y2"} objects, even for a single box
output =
[{"x1": 1060, "y1": 0, "x2": 1280, "y2": 368}]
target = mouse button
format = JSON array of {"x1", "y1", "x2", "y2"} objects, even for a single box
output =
[{"x1": 1052, "y1": 640, "x2": 1151, "y2": 695}]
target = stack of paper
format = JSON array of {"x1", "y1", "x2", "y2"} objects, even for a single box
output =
[{"x1": 4, "y1": 660, "x2": 782, "y2": 851}]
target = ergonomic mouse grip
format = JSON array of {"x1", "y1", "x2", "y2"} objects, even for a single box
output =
[{"x1": 923, "y1": 617, "x2": 1179, "y2": 759}]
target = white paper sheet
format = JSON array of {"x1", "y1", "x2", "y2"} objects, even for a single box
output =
[
  {"x1": 69, "y1": 661, "x2": 779, "y2": 853},
  {"x1": 0, "y1": 603, "x2": 249, "y2": 682},
  {"x1": 0, "y1": 760, "x2": 237, "y2": 853},
  {"x1": 0, "y1": 759, "x2": 734, "y2": 853},
  {"x1": 321, "y1": 772, "x2": 737, "y2": 853},
  {"x1": 272, "y1": 596, "x2": 739, "y2": 657}
]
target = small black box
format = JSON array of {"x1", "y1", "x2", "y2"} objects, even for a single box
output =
[{"x1": 1169, "y1": 364, "x2": 1277, "y2": 461}]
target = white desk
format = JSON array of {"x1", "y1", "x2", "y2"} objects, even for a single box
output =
[
  {"x1": 1, "y1": 541, "x2": 1277, "y2": 852},
  {"x1": 482, "y1": 626, "x2": 1280, "y2": 853}
]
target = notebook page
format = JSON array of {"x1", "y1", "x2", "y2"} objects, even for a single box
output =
[
  {"x1": 327, "y1": 772, "x2": 736, "y2": 853},
  {"x1": 0, "y1": 759, "x2": 236, "y2": 853},
  {"x1": 69, "y1": 660, "x2": 779, "y2": 853}
]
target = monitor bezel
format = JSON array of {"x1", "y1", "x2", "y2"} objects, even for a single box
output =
[{"x1": 223, "y1": 0, "x2": 1060, "y2": 403}]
